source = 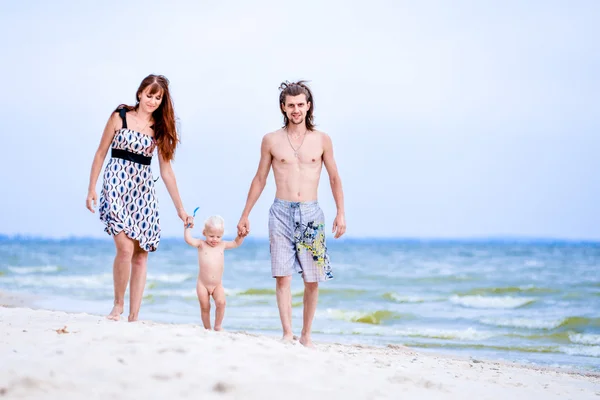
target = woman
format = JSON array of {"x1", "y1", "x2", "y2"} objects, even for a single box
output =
[{"x1": 86, "y1": 74, "x2": 193, "y2": 322}]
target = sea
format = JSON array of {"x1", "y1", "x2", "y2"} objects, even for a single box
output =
[{"x1": 1, "y1": 237, "x2": 598, "y2": 372}]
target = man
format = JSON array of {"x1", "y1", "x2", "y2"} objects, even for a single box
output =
[{"x1": 237, "y1": 81, "x2": 346, "y2": 347}]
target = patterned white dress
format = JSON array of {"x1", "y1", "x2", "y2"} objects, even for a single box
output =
[{"x1": 99, "y1": 108, "x2": 160, "y2": 251}]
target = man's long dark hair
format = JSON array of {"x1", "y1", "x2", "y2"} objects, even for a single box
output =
[{"x1": 279, "y1": 80, "x2": 315, "y2": 131}]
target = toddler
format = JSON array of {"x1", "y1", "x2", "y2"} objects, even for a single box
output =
[{"x1": 184, "y1": 215, "x2": 245, "y2": 330}]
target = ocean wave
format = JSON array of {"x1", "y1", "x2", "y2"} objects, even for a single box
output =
[
  {"x1": 450, "y1": 295, "x2": 535, "y2": 309},
  {"x1": 319, "y1": 288, "x2": 368, "y2": 298},
  {"x1": 457, "y1": 286, "x2": 558, "y2": 296},
  {"x1": 7, "y1": 265, "x2": 62, "y2": 274},
  {"x1": 146, "y1": 274, "x2": 193, "y2": 283},
  {"x1": 234, "y1": 288, "x2": 276, "y2": 296},
  {"x1": 568, "y1": 333, "x2": 600, "y2": 346},
  {"x1": 325, "y1": 308, "x2": 412, "y2": 325},
  {"x1": 409, "y1": 340, "x2": 599, "y2": 358},
  {"x1": 382, "y1": 292, "x2": 444, "y2": 303},
  {"x1": 480, "y1": 316, "x2": 600, "y2": 331},
  {"x1": 406, "y1": 342, "x2": 559, "y2": 354},
  {"x1": 559, "y1": 345, "x2": 600, "y2": 358},
  {"x1": 144, "y1": 289, "x2": 197, "y2": 298},
  {"x1": 395, "y1": 327, "x2": 495, "y2": 341},
  {"x1": 558, "y1": 317, "x2": 600, "y2": 330},
  {"x1": 312, "y1": 326, "x2": 494, "y2": 341},
  {"x1": 0, "y1": 274, "x2": 112, "y2": 289}
]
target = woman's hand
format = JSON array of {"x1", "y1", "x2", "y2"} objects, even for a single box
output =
[
  {"x1": 178, "y1": 208, "x2": 194, "y2": 228},
  {"x1": 86, "y1": 190, "x2": 98, "y2": 213}
]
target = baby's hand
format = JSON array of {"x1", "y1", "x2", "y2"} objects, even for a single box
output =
[{"x1": 186, "y1": 216, "x2": 194, "y2": 228}]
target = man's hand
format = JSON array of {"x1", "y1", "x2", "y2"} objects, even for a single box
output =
[
  {"x1": 237, "y1": 216, "x2": 250, "y2": 237},
  {"x1": 332, "y1": 213, "x2": 346, "y2": 239}
]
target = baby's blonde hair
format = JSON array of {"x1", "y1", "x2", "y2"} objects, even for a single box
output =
[{"x1": 204, "y1": 215, "x2": 225, "y2": 231}]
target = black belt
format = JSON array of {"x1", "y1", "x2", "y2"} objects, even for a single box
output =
[{"x1": 111, "y1": 149, "x2": 152, "y2": 165}]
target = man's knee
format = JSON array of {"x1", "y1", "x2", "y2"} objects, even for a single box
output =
[
  {"x1": 276, "y1": 276, "x2": 292, "y2": 289},
  {"x1": 304, "y1": 281, "x2": 319, "y2": 292}
]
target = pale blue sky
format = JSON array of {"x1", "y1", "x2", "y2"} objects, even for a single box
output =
[{"x1": 0, "y1": 0, "x2": 598, "y2": 240}]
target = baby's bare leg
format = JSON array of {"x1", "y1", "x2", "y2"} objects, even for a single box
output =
[
  {"x1": 212, "y1": 284, "x2": 226, "y2": 331},
  {"x1": 196, "y1": 280, "x2": 211, "y2": 329}
]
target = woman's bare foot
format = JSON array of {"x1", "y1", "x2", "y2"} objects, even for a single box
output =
[
  {"x1": 299, "y1": 335, "x2": 315, "y2": 348},
  {"x1": 214, "y1": 326, "x2": 223, "y2": 331},
  {"x1": 107, "y1": 305, "x2": 123, "y2": 321},
  {"x1": 281, "y1": 333, "x2": 295, "y2": 342},
  {"x1": 128, "y1": 313, "x2": 138, "y2": 322}
]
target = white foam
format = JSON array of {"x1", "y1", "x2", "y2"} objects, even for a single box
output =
[
  {"x1": 559, "y1": 345, "x2": 600, "y2": 358},
  {"x1": 386, "y1": 293, "x2": 443, "y2": 303},
  {"x1": 7, "y1": 265, "x2": 61, "y2": 274},
  {"x1": 450, "y1": 295, "x2": 535, "y2": 309},
  {"x1": 480, "y1": 317, "x2": 563, "y2": 330},
  {"x1": 569, "y1": 333, "x2": 600, "y2": 346},
  {"x1": 394, "y1": 327, "x2": 495, "y2": 341},
  {"x1": 146, "y1": 273, "x2": 192, "y2": 283},
  {"x1": 0, "y1": 274, "x2": 112, "y2": 289},
  {"x1": 145, "y1": 289, "x2": 196, "y2": 298}
]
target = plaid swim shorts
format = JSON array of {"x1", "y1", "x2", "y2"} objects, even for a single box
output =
[{"x1": 268, "y1": 198, "x2": 334, "y2": 283}]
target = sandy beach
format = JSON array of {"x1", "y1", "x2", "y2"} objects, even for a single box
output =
[{"x1": 1, "y1": 305, "x2": 598, "y2": 400}]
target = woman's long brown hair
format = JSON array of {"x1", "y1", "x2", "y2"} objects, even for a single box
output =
[{"x1": 116, "y1": 74, "x2": 179, "y2": 161}]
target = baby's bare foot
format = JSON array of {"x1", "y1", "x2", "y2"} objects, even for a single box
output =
[{"x1": 107, "y1": 305, "x2": 123, "y2": 321}]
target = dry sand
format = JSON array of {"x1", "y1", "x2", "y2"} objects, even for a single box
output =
[{"x1": 1, "y1": 306, "x2": 598, "y2": 399}]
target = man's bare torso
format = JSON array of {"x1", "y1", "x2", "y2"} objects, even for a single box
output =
[{"x1": 268, "y1": 128, "x2": 324, "y2": 202}]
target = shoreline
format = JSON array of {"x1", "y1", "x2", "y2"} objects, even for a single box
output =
[
  {"x1": 1, "y1": 289, "x2": 599, "y2": 376},
  {"x1": 1, "y1": 306, "x2": 599, "y2": 399}
]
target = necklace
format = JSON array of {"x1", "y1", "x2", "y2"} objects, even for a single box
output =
[
  {"x1": 286, "y1": 128, "x2": 307, "y2": 158},
  {"x1": 134, "y1": 111, "x2": 152, "y2": 133}
]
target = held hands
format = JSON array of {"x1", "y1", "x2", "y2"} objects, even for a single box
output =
[
  {"x1": 237, "y1": 216, "x2": 250, "y2": 237},
  {"x1": 86, "y1": 190, "x2": 98, "y2": 213},
  {"x1": 178, "y1": 208, "x2": 194, "y2": 228},
  {"x1": 332, "y1": 213, "x2": 346, "y2": 239}
]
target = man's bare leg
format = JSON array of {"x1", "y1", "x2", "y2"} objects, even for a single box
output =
[
  {"x1": 299, "y1": 281, "x2": 319, "y2": 348},
  {"x1": 213, "y1": 285, "x2": 226, "y2": 331},
  {"x1": 276, "y1": 276, "x2": 294, "y2": 341},
  {"x1": 196, "y1": 282, "x2": 211, "y2": 329},
  {"x1": 108, "y1": 233, "x2": 134, "y2": 321},
  {"x1": 128, "y1": 241, "x2": 148, "y2": 322}
]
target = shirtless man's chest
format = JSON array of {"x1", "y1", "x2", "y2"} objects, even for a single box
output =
[{"x1": 270, "y1": 130, "x2": 324, "y2": 202}]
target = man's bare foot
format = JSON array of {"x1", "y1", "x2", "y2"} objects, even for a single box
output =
[
  {"x1": 107, "y1": 305, "x2": 123, "y2": 321},
  {"x1": 299, "y1": 335, "x2": 315, "y2": 348}
]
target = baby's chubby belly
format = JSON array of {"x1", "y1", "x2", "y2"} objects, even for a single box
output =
[{"x1": 197, "y1": 262, "x2": 223, "y2": 288}]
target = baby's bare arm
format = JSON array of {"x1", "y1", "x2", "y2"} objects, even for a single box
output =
[
  {"x1": 184, "y1": 226, "x2": 203, "y2": 248},
  {"x1": 224, "y1": 235, "x2": 245, "y2": 250}
]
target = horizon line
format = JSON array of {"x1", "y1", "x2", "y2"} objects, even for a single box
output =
[{"x1": 0, "y1": 234, "x2": 598, "y2": 244}]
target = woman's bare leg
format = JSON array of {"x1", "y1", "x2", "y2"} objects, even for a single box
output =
[
  {"x1": 128, "y1": 240, "x2": 148, "y2": 322},
  {"x1": 108, "y1": 232, "x2": 134, "y2": 320}
]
